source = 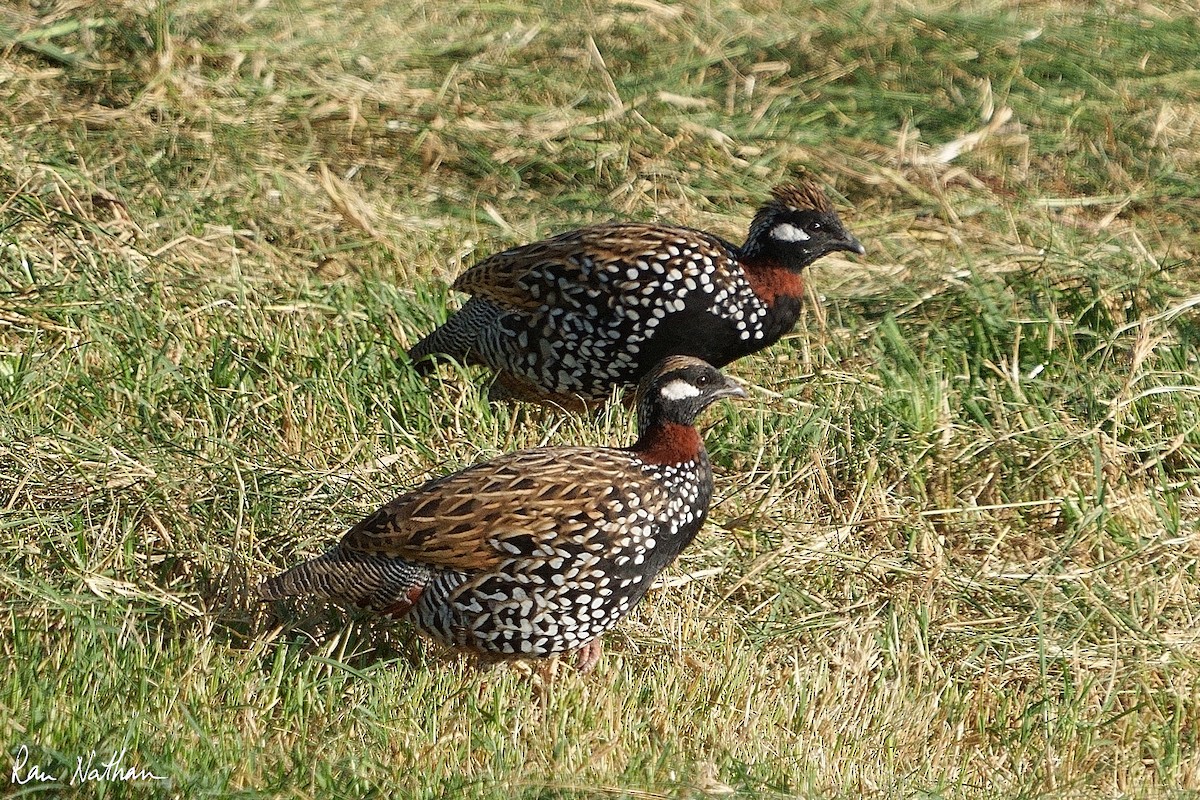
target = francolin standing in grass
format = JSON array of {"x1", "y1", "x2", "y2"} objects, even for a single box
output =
[
  {"x1": 409, "y1": 178, "x2": 864, "y2": 408},
  {"x1": 260, "y1": 356, "x2": 746, "y2": 672}
]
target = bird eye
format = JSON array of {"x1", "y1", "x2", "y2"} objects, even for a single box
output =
[
  {"x1": 810, "y1": 221, "x2": 822, "y2": 230},
  {"x1": 695, "y1": 373, "x2": 711, "y2": 386}
]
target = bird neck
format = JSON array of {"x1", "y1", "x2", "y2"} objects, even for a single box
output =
[
  {"x1": 740, "y1": 201, "x2": 793, "y2": 260},
  {"x1": 738, "y1": 252, "x2": 805, "y2": 307},
  {"x1": 631, "y1": 418, "x2": 704, "y2": 465}
]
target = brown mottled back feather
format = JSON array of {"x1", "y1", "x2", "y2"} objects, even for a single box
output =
[
  {"x1": 451, "y1": 223, "x2": 737, "y2": 312},
  {"x1": 340, "y1": 448, "x2": 662, "y2": 571}
]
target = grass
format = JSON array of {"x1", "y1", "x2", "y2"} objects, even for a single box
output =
[{"x1": 1, "y1": 0, "x2": 1199, "y2": 796}]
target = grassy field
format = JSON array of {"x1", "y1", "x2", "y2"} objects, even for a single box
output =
[{"x1": 2, "y1": 0, "x2": 1199, "y2": 796}]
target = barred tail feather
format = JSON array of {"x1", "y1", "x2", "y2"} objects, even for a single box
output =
[
  {"x1": 259, "y1": 548, "x2": 432, "y2": 613},
  {"x1": 407, "y1": 298, "x2": 504, "y2": 371}
]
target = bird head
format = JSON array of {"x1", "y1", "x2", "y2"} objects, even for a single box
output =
[
  {"x1": 743, "y1": 179, "x2": 865, "y2": 270},
  {"x1": 635, "y1": 356, "x2": 747, "y2": 434}
]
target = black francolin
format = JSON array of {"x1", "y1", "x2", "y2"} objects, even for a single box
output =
[
  {"x1": 409, "y1": 178, "x2": 863, "y2": 407},
  {"x1": 260, "y1": 356, "x2": 745, "y2": 672}
]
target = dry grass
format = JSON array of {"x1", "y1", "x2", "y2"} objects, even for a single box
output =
[{"x1": 2, "y1": 0, "x2": 1199, "y2": 797}]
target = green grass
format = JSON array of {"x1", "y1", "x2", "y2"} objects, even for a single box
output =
[{"x1": 2, "y1": 0, "x2": 1199, "y2": 796}]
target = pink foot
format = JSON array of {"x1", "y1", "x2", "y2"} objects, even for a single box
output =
[{"x1": 572, "y1": 638, "x2": 604, "y2": 673}]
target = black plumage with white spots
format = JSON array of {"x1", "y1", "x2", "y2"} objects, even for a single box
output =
[{"x1": 409, "y1": 179, "x2": 864, "y2": 407}]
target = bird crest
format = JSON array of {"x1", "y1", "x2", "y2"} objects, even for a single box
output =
[{"x1": 769, "y1": 179, "x2": 833, "y2": 214}]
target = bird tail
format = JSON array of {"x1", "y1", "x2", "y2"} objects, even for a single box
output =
[
  {"x1": 407, "y1": 298, "x2": 503, "y2": 373},
  {"x1": 259, "y1": 548, "x2": 432, "y2": 614}
]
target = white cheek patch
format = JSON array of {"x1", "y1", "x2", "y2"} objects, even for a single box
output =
[
  {"x1": 771, "y1": 222, "x2": 811, "y2": 242},
  {"x1": 660, "y1": 379, "x2": 701, "y2": 401}
]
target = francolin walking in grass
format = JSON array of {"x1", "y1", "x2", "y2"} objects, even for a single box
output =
[
  {"x1": 260, "y1": 356, "x2": 746, "y2": 672},
  {"x1": 409, "y1": 179, "x2": 863, "y2": 407}
]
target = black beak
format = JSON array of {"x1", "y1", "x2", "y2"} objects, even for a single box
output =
[
  {"x1": 716, "y1": 380, "x2": 748, "y2": 401},
  {"x1": 842, "y1": 233, "x2": 866, "y2": 256}
]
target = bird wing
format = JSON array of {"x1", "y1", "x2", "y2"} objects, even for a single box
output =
[
  {"x1": 452, "y1": 223, "x2": 738, "y2": 313},
  {"x1": 339, "y1": 448, "x2": 658, "y2": 572}
]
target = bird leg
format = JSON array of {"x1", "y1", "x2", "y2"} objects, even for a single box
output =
[
  {"x1": 379, "y1": 585, "x2": 424, "y2": 618},
  {"x1": 572, "y1": 637, "x2": 604, "y2": 673}
]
